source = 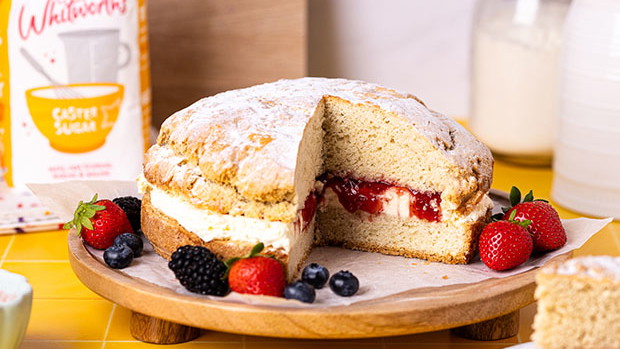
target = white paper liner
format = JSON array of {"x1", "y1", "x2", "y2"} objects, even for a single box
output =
[{"x1": 28, "y1": 180, "x2": 613, "y2": 308}]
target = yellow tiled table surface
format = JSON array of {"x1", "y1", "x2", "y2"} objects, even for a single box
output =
[{"x1": 2, "y1": 160, "x2": 619, "y2": 349}]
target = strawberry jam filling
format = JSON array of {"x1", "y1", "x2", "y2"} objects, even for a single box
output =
[
  {"x1": 300, "y1": 192, "x2": 318, "y2": 230},
  {"x1": 324, "y1": 177, "x2": 388, "y2": 214},
  {"x1": 323, "y1": 176, "x2": 442, "y2": 222},
  {"x1": 297, "y1": 175, "x2": 442, "y2": 229}
]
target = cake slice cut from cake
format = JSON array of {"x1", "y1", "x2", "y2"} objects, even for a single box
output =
[
  {"x1": 532, "y1": 256, "x2": 620, "y2": 349},
  {"x1": 139, "y1": 77, "x2": 494, "y2": 280}
]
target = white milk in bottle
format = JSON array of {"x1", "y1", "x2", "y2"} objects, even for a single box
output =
[{"x1": 470, "y1": 0, "x2": 570, "y2": 166}]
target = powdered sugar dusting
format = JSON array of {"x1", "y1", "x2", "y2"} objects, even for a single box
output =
[
  {"x1": 154, "y1": 78, "x2": 492, "y2": 198},
  {"x1": 545, "y1": 256, "x2": 620, "y2": 282}
]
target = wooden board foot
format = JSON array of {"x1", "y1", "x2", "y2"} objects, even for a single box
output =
[
  {"x1": 450, "y1": 310, "x2": 520, "y2": 341},
  {"x1": 130, "y1": 311, "x2": 201, "y2": 344}
]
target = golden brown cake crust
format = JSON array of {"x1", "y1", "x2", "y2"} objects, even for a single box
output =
[
  {"x1": 145, "y1": 78, "x2": 493, "y2": 215},
  {"x1": 141, "y1": 192, "x2": 290, "y2": 265},
  {"x1": 141, "y1": 157, "x2": 298, "y2": 222}
]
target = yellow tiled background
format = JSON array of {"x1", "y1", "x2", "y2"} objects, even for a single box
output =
[{"x1": 2, "y1": 160, "x2": 619, "y2": 349}]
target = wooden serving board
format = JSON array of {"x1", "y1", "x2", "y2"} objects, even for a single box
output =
[{"x1": 67, "y1": 190, "x2": 570, "y2": 343}]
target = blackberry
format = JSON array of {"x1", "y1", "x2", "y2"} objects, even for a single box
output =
[
  {"x1": 113, "y1": 196, "x2": 141, "y2": 233},
  {"x1": 301, "y1": 263, "x2": 329, "y2": 289},
  {"x1": 168, "y1": 245, "x2": 229, "y2": 296},
  {"x1": 284, "y1": 281, "x2": 315, "y2": 303},
  {"x1": 329, "y1": 270, "x2": 359, "y2": 297},
  {"x1": 114, "y1": 233, "x2": 143, "y2": 257},
  {"x1": 104, "y1": 244, "x2": 134, "y2": 269}
]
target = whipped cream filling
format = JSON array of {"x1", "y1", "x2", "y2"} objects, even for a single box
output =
[
  {"x1": 383, "y1": 188, "x2": 444, "y2": 218},
  {"x1": 146, "y1": 184, "x2": 295, "y2": 251},
  {"x1": 449, "y1": 194, "x2": 494, "y2": 224},
  {"x1": 323, "y1": 185, "x2": 492, "y2": 223},
  {"x1": 323, "y1": 186, "x2": 416, "y2": 218}
]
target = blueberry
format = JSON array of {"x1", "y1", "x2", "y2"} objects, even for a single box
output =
[
  {"x1": 103, "y1": 244, "x2": 134, "y2": 269},
  {"x1": 329, "y1": 270, "x2": 359, "y2": 297},
  {"x1": 284, "y1": 281, "x2": 316, "y2": 303},
  {"x1": 114, "y1": 233, "x2": 143, "y2": 257},
  {"x1": 301, "y1": 263, "x2": 330, "y2": 289}
]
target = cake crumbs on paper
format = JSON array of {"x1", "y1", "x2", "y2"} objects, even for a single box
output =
[
  {"x1": 422, "y1": 261, "x2": 431, "y2": 266},
  {"x1": 442, "y1": 275, "x2": 449, "y2": 280},
  {"x1": 411, "y1": 262, "x2": 417, "y2": 266}
]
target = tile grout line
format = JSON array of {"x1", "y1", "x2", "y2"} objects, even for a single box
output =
[
  {"x1": 101, "y1": 303, "x2": 117, "y2": 348},
  {"x1": 106, "y1": 340, "x2": 243, "y2": 343},
  {"x1": 22, "y1": 340, "x2": 105, "y2": 343},
  {"x1": 0, "y1": 234, "x2": 16, "y2": 268},
  {"x1": 379, "y1": 344, "x2": 509, "y2": 347},
  {"x1": 3, "y1": 259, "x2": 70, "y2": 263},
  {"x1": 380, "y1": 341, "x2": 518, "y2": 346},
  {"x1": 25, "y1": 339, "x2": 247, "y2": 344},
  {"x1": 34, "y1": 297, "x2": 104, "y2": 301},
  {"x1": 21, "y1": 338, "x2": 517, "y2": 347}
]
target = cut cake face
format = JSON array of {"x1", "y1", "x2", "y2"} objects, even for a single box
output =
[{"x1": 139, "y1": 77, "x2": 494, "y2": 279}]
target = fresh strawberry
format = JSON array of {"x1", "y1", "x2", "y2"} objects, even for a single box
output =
[
  {"x1": 64, "y1": 194, "x2": 134, "y2": 249},
  {"x1": 226, "y1": 243, "x2": 286, "y2": 297},
  {"x1": 479, "y1": 213, "x2": 533, "y2": 271},
  {"x1": 500, "y1": 187, "x2": 567, "y2": 252}
]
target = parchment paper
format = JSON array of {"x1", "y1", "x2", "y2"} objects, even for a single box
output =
[{"x1": 28, "y1": 181, "x2": 612, "y2": 308}]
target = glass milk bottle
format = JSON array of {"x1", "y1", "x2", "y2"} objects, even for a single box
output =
[{"x1": 470, "y1": 0, "x2": 570, "y2": 166}]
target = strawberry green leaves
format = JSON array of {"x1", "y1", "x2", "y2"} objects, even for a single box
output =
[
  {"x1": 63, "y1": 194, "x2": 106, "y2": 234},
  {"x1": 492, "y1": 186, "x2": 547, "y2": 221},
  {"x1": 509, "y1": 186, "x2": 534, "y2": 207},
  {"x1": 224, "y1": 242, "x2": 265, "y2": 268},
  {"x1": 506, "y1": 209, "x2": 531, "y2": 229}
]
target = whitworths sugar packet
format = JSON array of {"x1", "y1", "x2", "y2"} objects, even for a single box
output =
[{"x1": 0, "y1": 0, "x2": 151, "y2": 188}]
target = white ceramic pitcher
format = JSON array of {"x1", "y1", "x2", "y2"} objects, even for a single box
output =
[{"x1": 552, "y1": 0, "x2": 620, "y2": 219}]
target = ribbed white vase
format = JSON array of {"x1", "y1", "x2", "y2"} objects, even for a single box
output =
[{"x1": 552, "y1": 0, "x2": 620, "y2": 219}]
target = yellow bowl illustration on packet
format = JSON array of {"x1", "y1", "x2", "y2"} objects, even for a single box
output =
[{"x1": 26, "y1": 83, "x2": 124, "y2": 153}]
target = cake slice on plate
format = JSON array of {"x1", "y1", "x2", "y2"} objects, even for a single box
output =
[
  {"x1": 139, "y1": 77, "x2": 494, "y2": 279},
  {"x1": 532, "y1": 256, "x2": 620, "y2": 349}
]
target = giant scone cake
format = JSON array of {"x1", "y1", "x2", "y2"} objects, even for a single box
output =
[
  {"x1": 139, "y1": 77, "x2": 494, "y2": 279},
  {"x1": 532, "y1": 256, "x2": 620, "y2": 349}
]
